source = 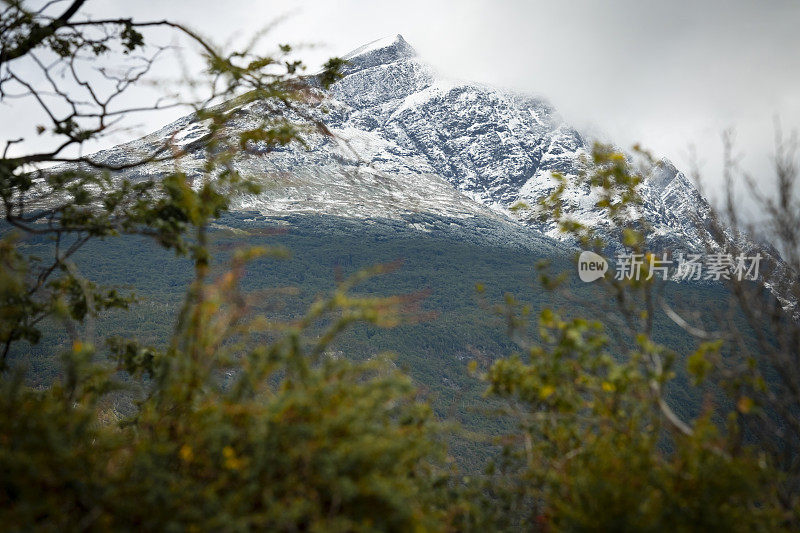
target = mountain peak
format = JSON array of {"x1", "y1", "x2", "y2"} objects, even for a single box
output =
[
  {"x1": 341, "y1": 34, "x2": 417, "y2": 74},
  {"x1": 648, "y1": 158, "x2": 681, "y2": 193}
]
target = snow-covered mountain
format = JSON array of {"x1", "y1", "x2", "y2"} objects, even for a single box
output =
[{"x1": 88, "y1": 34, "x2": 718, "y2": 253}]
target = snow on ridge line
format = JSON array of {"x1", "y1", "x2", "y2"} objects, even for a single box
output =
[
  {"x1": 388, "y1": 80, "x2": 463, "y2": 121},
  {"x1": 342, "y1": 34, "x2": 413, "y2": 60}
]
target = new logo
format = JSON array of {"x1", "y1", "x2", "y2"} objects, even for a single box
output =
[{"x1": 578, "y1": 251, "x2": 608, "y2": 282}]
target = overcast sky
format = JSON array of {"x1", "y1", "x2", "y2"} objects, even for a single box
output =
[{"x1": 5, "y1": 0, "x2": 800, "y2": 210}]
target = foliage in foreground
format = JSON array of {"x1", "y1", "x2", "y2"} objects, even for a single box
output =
[
  {"x1": 475, "y1": 142, "x2": 798, "y2": 530},
  {"x1": 1, "y1": 259, "x2": 452, "y2": 531}
]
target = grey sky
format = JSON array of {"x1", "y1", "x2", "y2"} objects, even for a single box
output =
[{"x1": 5, "y1": 0, "x2": 800, "y2": 209}]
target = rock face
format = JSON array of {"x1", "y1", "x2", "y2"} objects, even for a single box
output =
[{"x1": 88, "y1": 34, "x2": 717, "y2": 253}]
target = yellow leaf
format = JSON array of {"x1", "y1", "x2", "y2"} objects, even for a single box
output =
[
  {"x1": 539, "y1": 384, "x2": 556, "y2": 399},
  {"x1": 737, "y1": 396, "x2": 754, "y2": 414},
  {"x1": 179, "y1": 445, "x2": 194, "y2": 463}
]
